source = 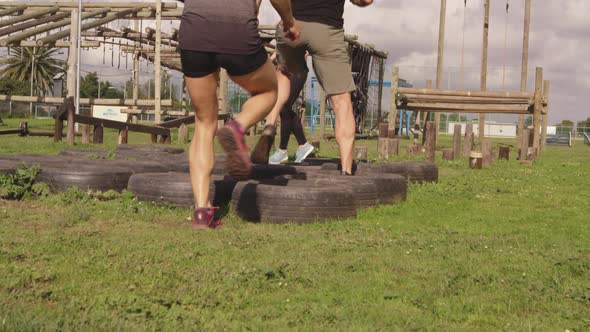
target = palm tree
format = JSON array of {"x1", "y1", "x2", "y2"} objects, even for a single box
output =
[{"x1": 0, "y1": 47, "x2": 65, "y2": 96}]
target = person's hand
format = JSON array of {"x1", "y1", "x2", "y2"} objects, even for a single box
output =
[
  {"x1": 350, "y1": 0, "x2": 374, "y2": 7},
  {"x1": 282, "y1": 18, "x2": 301, "y2": 42}
]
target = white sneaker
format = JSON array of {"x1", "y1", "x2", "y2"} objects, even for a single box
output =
[
  {"x1": 294, "y1": 142, "x2": 315, "y2": 163},
  {"x1": 269, "y1": 149, "x2": 288, "y2": 165}
]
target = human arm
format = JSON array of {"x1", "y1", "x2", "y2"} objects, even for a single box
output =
[
  {"x1": 350, "y1": 0, "x2": 374, "y2": 7},
  {"x1": 269, "y1": 0, "x2": 300, "y2": 41}
]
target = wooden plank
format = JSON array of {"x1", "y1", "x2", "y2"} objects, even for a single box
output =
[
  {"x1": 17, "y1": 2, "x2": 176, "y2": 9},
  {"x1": 401, "y1": 94, "x2": 531, "y2": 104},
  {"x1": 74, "y1": 114, "x2": 170, "y2": 136},
  {"x1": 0, "y1": 95, "x2": 172, "y2": 106},
  {"x1": 398, "y1": 87, "x2": 531, "y2": 99}
]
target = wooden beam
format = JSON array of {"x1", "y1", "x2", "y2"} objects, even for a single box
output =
[
  {"x1": 12, "y1": 2, "x2": 176, "y2": 9},
  {"x1": 518, "y1": 0, "x2": 532, "y2": 142},
  {"x1": 0, "y1": 6, "x2": 27, "y2": 17},
  {"x1": 479, "y1": 0, "x2": 490, "y2": 140},
  {"x1": 0, "y1": 8, "x2": 109, "y2": 47},
  {"x1": 540, "y1": 80, "x2": 550, "y2": 152},
  {"x1": 74, "y1": 114, "x2": 170, "y2": 136},
  {"x1": 36, "y1": 7, "x2": 145, "y2": 46},
  {"x1": 398, "y1": 87, "x2": 531, "y2": 99},
  {"x1": 0, "y1": 7, "x2": 58, "y2": 29},
  {"x1": 400, "y1": 94, "x2": 532, "y2": 104},
  {"x1": 154, "y1": 0, "x2": 163, "y2": 123},
  {"x1": 435, "y1": 0, "x2": 447, "y2": 138},
  {"x1": 18, "y1": 40, "x2": 100, "y2": 48},
  {"x1": 0, "y1": 95, "x2": 172, "y2": 106},
  {"x1": 532, "y1": 67, "x2": 543, "y2": 151},
  {"x1": 404, "y1": 102, "x2": 531, "y2": 114},
  {"x1": 388, "y1": 66, "x2": 399, "y2": 126},
  {"x1": 0, "y1": 11, "x2": 71, "y2": 38}
]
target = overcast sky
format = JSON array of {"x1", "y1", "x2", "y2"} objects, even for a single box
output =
[{"x1": 17, "y1": 0, "x2": 586, "y2": 124}]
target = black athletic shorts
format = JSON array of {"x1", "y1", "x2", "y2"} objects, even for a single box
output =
[{"x1": 180, "y1": 47, "x2": 268, "y2": 78}]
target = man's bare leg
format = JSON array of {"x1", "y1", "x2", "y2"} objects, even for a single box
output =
[
  {"x1": 331, "y1": 92, "x2": 356, "y2": 174},
  {"x1": 185, "y1": 72, "x2": 219, "y2": 209}
]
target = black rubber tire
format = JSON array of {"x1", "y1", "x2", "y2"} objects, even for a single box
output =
[
  {"x1": 320, "y1": 161, "x2": 363, "y2": 174},
  {"x1": 231, "y1": 181, "x2": 357, "y2": 224},
  {"x1": 0, "y1": 160, "x2": 19, "y2": 175},
  {"x1": 353, "y1": 161, "x2": 438, "y2": 184},
  {"x1": 128, "y1": 172, "x2": 237, "y2": 208},
  {"x1": 249, "y1": 164, "x2": 298, "y2": 180},
  {"x1": 58, "y1": 149, "x2": 111, "y2": 159},
  {"x1": 295, "y1": 158, "x2": 341, "y2": 166},
  {"x1": 283, "y1": 170, "x2": 407, "y2": 205},
  {"x1": 115, "y1": 145, "x2": 185, "y2": 154},
  {"x1": 36, "y1": 165, "x2": 132, "y2": 193}
]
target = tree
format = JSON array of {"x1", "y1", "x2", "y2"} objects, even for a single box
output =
[
  {"x1": 0, "y1": 78, "x2": 30, "y2": 96},
  {"x1": 557, "y1": 120, "x2": 574, "y2": 127},
  {"x1": 577, "y1": 117, "x2": 590, "y2": 128},
  {"x1": 80, "y1": 72, "x2": 124, "y2": 99},
  {"x1": 0, "y1": 47, "x2": 65, "y2": 96}
]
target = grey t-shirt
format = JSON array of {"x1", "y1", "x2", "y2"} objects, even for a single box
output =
[{"x1": 179, "y1": 0, "x2": 262, "y2": 55}]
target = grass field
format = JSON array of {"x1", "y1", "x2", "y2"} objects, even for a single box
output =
[{"x1": 1, "y1": 118, "x2": 589, "y2": 330}]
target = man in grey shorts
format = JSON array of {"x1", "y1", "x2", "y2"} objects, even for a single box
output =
[{"x1": 251, "y1": 0, "x2": 375, "y2": 175}]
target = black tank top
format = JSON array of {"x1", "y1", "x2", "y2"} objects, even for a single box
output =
[{"x1": 292, "y1": 0, "x2": 345, "y2": 29}]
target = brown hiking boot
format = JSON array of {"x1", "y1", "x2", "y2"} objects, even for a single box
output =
[{"x1": 250, "y1": 125, "x2": 276, "y2": 165}]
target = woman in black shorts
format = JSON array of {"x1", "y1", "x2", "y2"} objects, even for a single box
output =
[{"x1": 179, "y1": 0, "x2": 300, "y2": 229}]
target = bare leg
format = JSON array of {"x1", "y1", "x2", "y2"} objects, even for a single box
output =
[
  {"x1": 331, "y1": 92, "x2": 356, "y2": 174},
  {"x1": 231, "y1": 60, "x2": 279, "y2": 129},
  {"x1": 185, "y1": 72, "x2": 219, "y2": 208},
  {"x1": 264, "y1": 69, "x2": 292, "y2": 126}
]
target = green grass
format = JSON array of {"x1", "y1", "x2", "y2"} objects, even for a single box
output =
[{"x1": 1, "y1": 119, "x2": 589, "y2": 330}]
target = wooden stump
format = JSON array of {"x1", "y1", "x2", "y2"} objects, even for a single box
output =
[
  {"x1": 527, "y1": 147, "x2": 538, "y2": 161},
  {"x1": 499, "y1": 146, "x2": 510, "y2": 160},
  {"x1": 178, "y1": 124, "x2": 189, "y2": 144},
  {"x1": 453, "y1": 124, "x2": 462, "y2": 158},
  {"x1": 387, "y1": 129, "x2": 396, "y2": 139},
  {"x1": 424, "y1": 121, "x2": 436, "y2": 162},
  {"x1": 406, "y1": 144, "x2": 421, "y2": 156},
  {"x1": 81, "y1": 124, "x2": 90, "y2": 144},
  {"x1": 378, "y1": 123, "x2": 389, "y2": 138},
  {"x1": 118, "y1": 128, "x2": 129, "y2": 145},
  {"x1": 469, "y1": 151, "x2": 483, "y2": 169},
  {"x1": 354, "y1": 146, "x2": 368, "y2": 162},
  {"x1": 520, "y1": 160, "x2": 534, "y2": 167},
  {"x1": 442, "y1": 148, "x2": 454, "y2": 161},
  {"x1": 481, "y1": 139, "x2": 493, "y2": 168},
  {"x1": 93, "y1": 125, "x2": 104, "y2": 144},
  {"x1": 378, "y1": 138, "x2": 399, "y2": 160},
  {"x1": 54, "y1": 118, "x2": 64, "y2": 142},
  {"x1": 463, "y1": 123, "x2": 474, "y2": 157},
  {"x1": 66, "y1": 103, "x2": 75, "y2": 146},
  {"x1": 151, "y1": 134, "x2": 158, "y2": 144}
]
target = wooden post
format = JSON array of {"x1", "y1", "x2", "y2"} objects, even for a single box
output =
[
  {"x1": 442, "y1": 148, "x2": 453, "y2": 161},
  {"x1": 389, "y1": 139, "x2": 400, "y2": 157},
  {"x1": 151, "y1": 134, "x2": 158, "y2": 144},
  {"x1": 65, "y1": 9, "x2": 79, "y2": 146},
  {"x1": 499, "y1": 146, "x2": 510, "y2": 160},
  {"x1": 354, "y1": 146, "x2": 368, "y2": 162},
  {"x1": 376, "y1": 58, "x2": 385, "y2": 126},
  {"x1": 463, "y1": 123, "x2": 473, "y2": 157},
  {"x1": 422, "y1": 80, "x2": 433, "y2": 145},
  {"x1": 81, "y1": 124, "x2": 90, "y2": 144},
  {"x1": 93, "y1": 125, "x2": 104, "y2": 144},
  {"x1": 479, "y1": 0, "x2": 490, "y2": 140},
  {"x1": 424, "y1": 121, "x2": 436, "y2": 162},
  {"x1": 520, "y1": 128, "x2": 530, "y2": 160},
  {"x1": 452, "y1": 124, "x2": 461, "y2": 158},
  {"x1": 117, "y1": 127, "x2": 128, "y2": 145},
  {"x1": 518, "y1": 0, "x2": 532, "y2": 142},
  {"x1": 154, "y1": 0, "x2": 162, "y2": 123},
  {"x1": 526, "y1": 147, "x2": 537, "y2": 161},
  {"x1": 387, "y1": 129, "x2": 396, "y2": 139},
  {"x1": 132, "y1": 19, "x2": 140, "y2": 121},
  {"x1": 481, "y1": 139, "x2": 492, "y2": 167},
  {"x1": 532, "y1": 67, "x2": 543, "y2": 152},
  {"x1": 540, "y1": 80, "x2": 550, "y2": 152},
  {"x1": 406, "y1": 144, "x2": 420, "y2": 156},
  {"x1": 218, "y1": 69, "x2": 228, "y2": 129},
  {"x1": 388, "y1": 67, "x2": 399, "y2": 127},
  {"x1": 319, "y1": 89, "x2": 327, "y2": 139},
  {"x1": 378, "y1": 123, "x2": 389, "y2": 138},
  {"x1": 178, "y1": 123, "x2": 189, "y2": 144},
  {"x1": 378, "y1": 138, "x2": 389, "y2": 160},
  {"x1": 435, "y1": 0, "x2": 447, "y2": 138},
  {"x1": 469, "y1": 152, "x2": 483, "y2": 169}
]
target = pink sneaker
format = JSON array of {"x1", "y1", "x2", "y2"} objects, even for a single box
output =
[
  {"x1": 217, "y1": 120, "x2": 251, "y2": 179},
  {"x1": 192, "y1": 207, "x2": 222, "y2": 230}
]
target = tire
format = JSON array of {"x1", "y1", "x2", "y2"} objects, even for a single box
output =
[
  {"x1": 355, "y1": 161, "x2": 439, "y2": 184},
  {"x1": 231, "y1": 181, "x2": 357, "y2": 224},
  {"x1": 36, "y1": 165, "x2": 133, "y2": 193},
  {"x1": 0, "y1": 160, "x2": 19, "y2": 175},
  {"x1": 295, "y1": 158, "x2": 341, "y2": 166},
  {"x1": 284, "y1": 170, "x2": 407, "y2": 205},
  {"x1": 128, "y1": 172, "x2": 237, "y2": 208},
  {"x1": 58, "y1": 149, "x2": 111, "y2": 159},
  {"x1": 115, "y1": 145, "x2": 185, "y2": 154},
  {"x1": 250, "y1": 164, "x2": 298, "y2": 180}
]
